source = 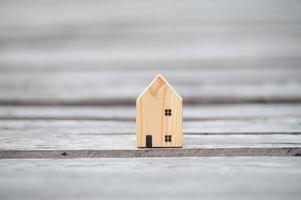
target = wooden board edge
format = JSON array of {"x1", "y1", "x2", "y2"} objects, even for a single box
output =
[{"x1": 0, "y1": 148, "x2": 300, "y2": 159}]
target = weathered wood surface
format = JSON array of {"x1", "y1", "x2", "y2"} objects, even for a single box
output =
[
  {"x1": 1, "y1": 116, "x2": 301, "y2": 158},
  {"x1": 1, "y1": 104, "x2": 301, "y2": 157},
  {"x1": 1, "y1": 148, "x2": 301, "y2": 159},
  {"x1": 1, "y1": 121, "x2": 301, "y2": 149},
  {"x1": 1, "y1": 0, "x2": 301, "y2": 105},
  {"x1": 1, "y1": 104, "x2": 301, "y2": 150},
  {"x1": 1, "y1": 0, "x2": 301, "y2": 157},
  {"x1": 1, "y1": 0, "x2": 301, "y2": 199},
  {"x1": 0, "y1": 104, "x2": 301, "y2": 121},
  {"x1": 1, "y1": 0, "x2": 301, "y2": 64},
  {"x1": 1, "y1": 67, "x2": 301, "y2": 105},
  {"x1": 1, "y1": 158, "x2": 301, "y2": 200}
]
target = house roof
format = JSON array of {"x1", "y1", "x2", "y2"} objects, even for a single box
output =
[{"x1": 137, "y1": 74, "x2": 183, "y2": 102}]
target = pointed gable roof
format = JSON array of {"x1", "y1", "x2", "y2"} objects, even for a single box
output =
[{"x1": 137, "y1": 74, "x2": 183, "y2": 102}]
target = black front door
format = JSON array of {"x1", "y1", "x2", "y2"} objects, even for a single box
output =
[{"x1": 146, "y1": 135, "x2": 152, "y2": 148}]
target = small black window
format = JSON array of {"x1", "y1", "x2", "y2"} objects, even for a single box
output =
[
  {"x1": 165, "y1": 109, "x2": 172, "y2": 116},
  {"x1": 165, "y1": 135, "x2": 172, "y2": 142}
]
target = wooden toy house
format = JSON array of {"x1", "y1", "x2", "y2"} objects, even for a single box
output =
[{"x1": 136, "y1": 74, "x2": 183, "y2": 148}]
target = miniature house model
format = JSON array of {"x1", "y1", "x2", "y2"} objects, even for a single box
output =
[{"x1": 136, "y1": 74, "x2": 183, "y2": 148}]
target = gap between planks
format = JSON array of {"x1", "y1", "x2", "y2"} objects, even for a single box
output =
[
  {"x1": 0, "y1": 115, "x2": 301, "y2": 122},
  {"x1": 1, "y1": 98, "x2": 301, "y2": 107},
  {"x1": 1, "y1": 148, "x2": 301, "y2": 159}
]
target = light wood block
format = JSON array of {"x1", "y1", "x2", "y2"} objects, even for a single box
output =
[{"x1": 136, "y1": 74, "x2": 183, "y2": 147}]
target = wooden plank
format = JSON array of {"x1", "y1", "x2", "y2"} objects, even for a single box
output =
[
  {"x1": 1, "y1": 119, "x2": 301, "y2": 151},
  {"x1": 0, "y1": 104, "x2": 300, "y2": 120},
  {"x1": 1, "y1": 57, "x2": 301, "y2": 72},
  {"x1": 0, "y1": 158, "x2": 301, "y2": 199},
  {"x1": 0, "y1": 67, "x2": 301, "y2": 105},
  {"x1": 1, "y1": 103, "x2": 301, "y2": 156},
  {"x1": 1, "y1": 117, "x2": 301, "y2": 136},
  {"x1": 1, "y1": 130, "x2": 301, "y2": 151}
]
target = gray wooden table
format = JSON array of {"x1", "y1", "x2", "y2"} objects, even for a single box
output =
[{"x1": 0, "y1": 0, "x2": 301, "y2": 199}]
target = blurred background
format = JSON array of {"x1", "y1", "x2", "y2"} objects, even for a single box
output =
[
  {"x1": 1, "y1": 0, "x2": 301, "y2": 105},
  {"x1": 1, "y1": 1, "x2": 301, "y2": 199}
]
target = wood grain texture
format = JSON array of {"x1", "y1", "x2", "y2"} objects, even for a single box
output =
[
  {"x1": 136, "y1": 75, "x2": 183, "y2": 147},
  {"x1": 0, "y1": 104, "x2": 300, "y2": 121},
  {"x1": 0, "y1": 104, "x2": 301, "y2": 156},
  {"x1": 1, "y1": 148, "x2": 301, "y2": 159},
  {"x1": 0, "y1": 67, "x2": 301, "y2": 105},
  {"x1": 0, "y1": 0, "x2": 301, "y2": 160},
  {"x1": 1, "y1": 119, "x2": 301, "y2": 151},
  {"x1": 0, "y1": 3, "x2": 301, "y2": 200}
]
